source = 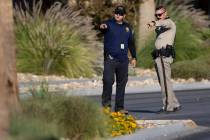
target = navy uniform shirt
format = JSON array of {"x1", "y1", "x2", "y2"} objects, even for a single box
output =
[{"x1": 101, "y1": 18, "x2": 136, "y2": 62}]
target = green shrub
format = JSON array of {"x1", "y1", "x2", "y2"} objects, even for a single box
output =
[
  {"x1": 9, "y1": 116, "x2": 59, "y2": 140},
  {"x1": 172, "y1": 55, "x2": 210, "y2": 80},
  {"x1": 198, "y1": 28, "x2": 210, "y2": 47},
  {"x1": 174, "y1": 19, "x2": 204, "y2": 62},
  {"x1": 137, "y1": 34, "x2": 155, "y2": 68},
  {"x1": 21, "y1": 96, "x2": 107, "y2": 139},
  {"x1": 52, "y1": 96, "x2": 107, "y2": 139},
  {"x1": 9, "y1": 82, "x2": 108, "y2": 139},
  {"x1": 14, "y1": 1, "x2": 102, "y2": 78}
]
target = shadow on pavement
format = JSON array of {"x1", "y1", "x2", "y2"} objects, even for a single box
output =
[{"x1": 128, "y1": 109, "x2": 157, "y2": 114}]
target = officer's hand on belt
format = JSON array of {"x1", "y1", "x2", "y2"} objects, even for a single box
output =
[
  {"x1": 130, "y1": 58, "x2": 137, "y2": 68},
  {"x1": 100, "y1": 24, "x2": 108, "y2": 29}
]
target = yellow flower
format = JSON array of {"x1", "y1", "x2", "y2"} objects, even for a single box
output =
[
  {"x1": 102, "y1": 107, "x2": 140, "y2": 137},
  {"x1": 130, "y1": 122, "x2": 137, "y2": 128},
  {"x1": 103, "y1": 107, "x2": 111, "y2": 114},
  {"x1": 111, "y1": 112, "x2": 118, "y2": 116}
]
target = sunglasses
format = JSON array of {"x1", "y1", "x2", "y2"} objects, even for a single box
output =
[
  {"x1": 115, "y1": 12, "x2": 124, "y2": 16},
  {"x1": 155, "y1": 11, "x2": 165, "y2": 17}
]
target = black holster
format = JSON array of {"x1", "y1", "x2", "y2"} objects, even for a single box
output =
[{"x1": 151, "y1": 45, "x2": 175, "y2": 59}]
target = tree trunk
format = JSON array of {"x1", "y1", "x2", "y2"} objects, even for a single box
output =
[
  {"x1": 139, "y1": 0, "x2": 155, "y2": 48},
  {"x1": 0, "y1": 0, "x2": 20, "y2": 138}
]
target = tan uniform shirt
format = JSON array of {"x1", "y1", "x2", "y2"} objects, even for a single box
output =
[{"x1": 154, "y1": 18, "x2": 176, "y2": 49}]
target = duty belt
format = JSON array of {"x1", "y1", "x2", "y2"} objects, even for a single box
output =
[{"x1": 151, "y1": 45, "x2": 175, "y2": 59}]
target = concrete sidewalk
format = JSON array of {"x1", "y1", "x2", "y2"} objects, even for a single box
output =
[
  {"x1": 111, "y1": 120, "x2": 209, "y2": 140},
  {"x1": 64, "y1": 81, "x2": 210, "y2": 96}
]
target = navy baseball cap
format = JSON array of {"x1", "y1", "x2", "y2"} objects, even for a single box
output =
[{"x1": 114, "y1": 6, "x2": 126, "y2": 16}]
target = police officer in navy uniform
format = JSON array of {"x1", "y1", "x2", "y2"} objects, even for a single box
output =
[
  {"x1": 147, "y1": 6, "x2": 181, "y2": 113},
  {"x1": 100, "y1": 5, "x2": 137, "y2": 114}
]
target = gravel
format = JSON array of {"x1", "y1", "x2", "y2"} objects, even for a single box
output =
[{"x1": 17, "y1": 68, "x2": 209, "y2": 94}]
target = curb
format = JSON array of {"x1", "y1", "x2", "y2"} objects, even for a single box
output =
[
  {"x1": 63, "y1": 82, "x2": 210, "y2": 96},
  {"x1": 18, "y1": 76, "x2": 210, "y2": 96},
  {"x1": 19, "y1": 81, "x2": 210, "y2": 98},
  {"x1": 136, "y1": 120, "x2": 197, "y2": 129},
  {"x1": 126, "y1": 82, "x2": 210, "y2": 94},
  {"x1": 111, "y1": 120, "x2": 208, "y2": 140}
]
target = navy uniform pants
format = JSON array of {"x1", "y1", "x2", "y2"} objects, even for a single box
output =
[{"x1": 102, "y1": 57, "x2": 128, "y2": 111}]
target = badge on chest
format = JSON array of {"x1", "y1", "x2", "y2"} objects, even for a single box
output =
[{"x1": 120, "y1": 44, "x2": 125, "y2": 49}]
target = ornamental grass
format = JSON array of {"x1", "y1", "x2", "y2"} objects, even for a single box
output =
[{"x1": 14, "y1": 1, "x2": 102, "y2": 78}]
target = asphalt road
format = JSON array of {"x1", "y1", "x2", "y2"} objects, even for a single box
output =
[
  {"x1": 89, "y1": 88, "x2": 210, "y2": 126},
  {"x1": 88, "y1": 88, "x2": 210, "y2": 139}
]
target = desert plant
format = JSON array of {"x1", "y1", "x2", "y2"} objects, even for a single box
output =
[
  {"x1": 198, "y1": 28, "x2": 210, "y2": 48},
  {"x1": 172, "y1": 54, "x2": 210, "y2": 80},
  {"x1": 52, "y1": 96, "x2": 108, "y2": 139},
  {"x1": 137, "y1": 34, "x2": 155, "y2": 68},
  {"x1": 28, "y1": 80, "x2": 52, "y2": 99},
  {"x1": 14, "y1": 1, "x2": 102, "y2": 78},
  {"x1": 9, "y1": 116, "x2": 59, "y2": 140},
  {"x1": 19, "y1": 90, "x2": 108, "y2": 140}
]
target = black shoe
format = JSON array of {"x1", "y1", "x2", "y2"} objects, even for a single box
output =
[
  {"x1": 173, "y1": 106, "x2": 182, "y2": 112},
  {"x1": 156, "y1": 108, "x2": 166, "y2": 114},
  {"x1": 157, "y1": 106, "x2": 182, "y2": 114}
]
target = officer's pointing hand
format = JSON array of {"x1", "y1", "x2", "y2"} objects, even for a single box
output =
[
  {"x1": 147, "y1": 21, "x2": 155, "y2": 29},
  {"x1": 100, "y1": 24, "x2": 108, "y2": 29}
]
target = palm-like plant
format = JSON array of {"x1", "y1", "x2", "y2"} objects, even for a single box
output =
[{"x1": 14, "y1": 1, "x2": 102, "y2": 78}]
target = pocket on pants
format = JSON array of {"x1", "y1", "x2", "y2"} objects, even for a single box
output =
[{"x1": 164, "y1": 56, "x2": 173, "y2": 64}]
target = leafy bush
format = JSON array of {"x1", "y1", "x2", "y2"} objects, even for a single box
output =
[
  {"x1": 198, "y1": 28, "x2": 210, "y2": 47},
  {"x1": 172, "y1": 55, "x2": 210, "y2": 80},
  {"x1": 174, "y1": 19, "x2": 205, "y2": 62},
  {"x1": 9, "y1": 116, "x2": 59, "y2": 140},
  {"x1": 9, "y1": 82, "x2": 108, "y2": 140},
  {"x1": 14, "y1": 1, "x2": 102, "y2": 78},
  {"x1": 137, "y1": 34, "x2": 155, "y2": 68},
  {"x1": 19, "y1": 95, "x2": 107, "y2": 140}
]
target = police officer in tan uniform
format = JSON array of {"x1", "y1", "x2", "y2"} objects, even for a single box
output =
[{"x1": 147, "y1": 6, "x2": 181, "y2": 113}]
